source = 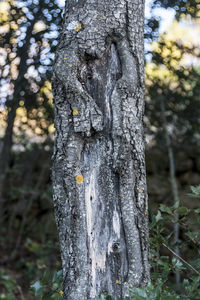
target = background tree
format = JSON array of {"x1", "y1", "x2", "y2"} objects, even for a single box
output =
[
  {"x1": 0, "y1": 0, "x2": 61, "y2": 200},
  {"x1": 145, "y1": 6, "x2": 200, "y2": 292}
]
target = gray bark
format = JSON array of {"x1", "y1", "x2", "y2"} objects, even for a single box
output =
[{"x1": 52, "y1": 1, "x2": 149, "y2": 299}]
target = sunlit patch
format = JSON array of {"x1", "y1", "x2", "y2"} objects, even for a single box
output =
[
  {"x1": 33, "y1": 21, "x2": 46, "y2": 33},
  {"x1": 22, "y1": 117, "x2": 27, "y2": 123},
  {"x1": 48, "y1": 124, "x2": 55, "y2": 134},
  {"x1": 76, "y1": 174, "x2": 83, "y2": 183}
]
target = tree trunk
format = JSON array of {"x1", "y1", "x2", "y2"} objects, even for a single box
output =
[
  {"x1": 52, "y1": 1, "x2": 149, "y2": 299},
  {"x1": 160, "y1": 98, "x2": 180, "y2": 287},
  {"x1": 0, "y1": 10, "x2": 38, "y2": 200}
]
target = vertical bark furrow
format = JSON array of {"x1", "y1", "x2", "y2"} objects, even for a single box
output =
[{"x1": 52, "y1": 1, "x2": 149, "y2": 299}]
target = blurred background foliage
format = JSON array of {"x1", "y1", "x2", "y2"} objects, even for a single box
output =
[{"x1": 0, "y1": 0, "x2": 200, "y2": 299}]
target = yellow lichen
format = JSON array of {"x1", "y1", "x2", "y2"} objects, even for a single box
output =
[
  {"x1": 116, "y1": 280, "x2": 120, "y2": 284},
  {"x1": 76, "y1": 174, "x2": 83, "y2": 183},
  {"x1": 138, "y1": 188, "x2": 142, "y2": 193},
  {"x1": 75, "y1": 23, "x2": 82, "y2": 32},
  {"x1": 59, "y1": 290, "x2": 63, "y2": 296},
  {"x1": 73, "y1": 108, "x2": 78, "y2": 115}
]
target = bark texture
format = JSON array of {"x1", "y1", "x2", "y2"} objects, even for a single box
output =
[{"x1": 52, "y1": 0, "x2": 149, "y2": 299}]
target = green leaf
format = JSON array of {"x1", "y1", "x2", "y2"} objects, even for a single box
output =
[
  {"x1": 50, "y1": 292, "x2": 62, "y2": 300},
  {"x1": 159, "y1": 204, "x2": 173, "y2": 215},
  {"x1": 31, "y1": 281, "x2": 42, "y2": 291},
  {"x1": 56, "y1": 270, "x2": 63, "y2": 279},
  {"x1": 155, "y1": 210, "x2": 162, "y2": 222},
  {"x1": 42, "y1": 294, "x2": 53, "y2": 300},
  {"x1": 172, "y1": 201, "x2": 179, "y2": 209},
  {"x1": 136, "y1": 289, "x2": 148, "y2": 298},
  {"x1": 190, "y1": 185, "x2": 200, "y2": 195},
  {"x1": 31, "y1": 280, "x2": 43, "y2": 296},
  {"x1": 41, "y1": 271, "x2": 51, "y2": 286},
  {"x1": 98, "y1": 293, "x2": 113, "y2": 300},
  {"x1": 172, "y1": 257, "x2": 185, "y2": 270},
  {"x1": 175, "y1": 206, "x2": 189, "y2": 216},
  {"x1": 185, "y1": 231, "x2": 200, "y2": 241},
  {"x1": 129, "y1": 287, "x2": 148, "y2": 299},
  {"x1": 187, "y1": 193, "x2": 200, "y2": 199},
  {"x1": 183, "y1": 279, "x2": 189, "y2": 287},
  {"x1": 52, "y1": 270, "x2": 63, "y2": 283}
]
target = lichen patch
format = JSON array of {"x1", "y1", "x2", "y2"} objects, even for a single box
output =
[
  {"x1": 76, "y1": 174, "x2": 83, "y2": 183},
  {"x1": 73, "y1": 108, "x2": 78, "y2": 115},
  {"x1": 67, "y1": 20, "x2": 80, "y2": 31},
  {"x1": 75, "y1": 23, "x2": 82, "y2": 32}
]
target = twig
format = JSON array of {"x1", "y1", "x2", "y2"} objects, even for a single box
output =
[
  {"x1": 162, "y1": 243, "x2": 200, "y2": 276},
  {"x1": 17, "y1": 285, "x2": 25, "y2": 300}
]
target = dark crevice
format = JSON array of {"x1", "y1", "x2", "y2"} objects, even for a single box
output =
[
  {"x1": 106, "y1": 43, "x2": 122, "y2": 141},
  {"x1": 78, "y1": 43, "x2": 122, "y2": 139}
]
